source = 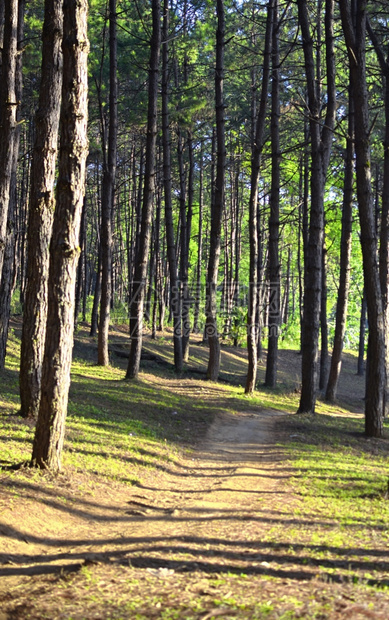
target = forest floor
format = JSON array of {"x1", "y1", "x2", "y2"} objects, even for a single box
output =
[{"x1": 0, "y1": 323, "x2": 389, "y2": 618}]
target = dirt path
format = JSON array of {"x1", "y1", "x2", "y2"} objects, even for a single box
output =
[
  {"x1": 1, "y1": 409, "x2": 289, "y2": 567},
  {"x1": 1, "y1": 407, "x2": 389, "y2": 618},
  {"x1": 201, "y1": 409, "x2": 284, "y2": 459}
]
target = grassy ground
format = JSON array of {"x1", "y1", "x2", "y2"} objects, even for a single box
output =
[{"x1": 0, "y1": 322, "x2": 389, "y2": 619}]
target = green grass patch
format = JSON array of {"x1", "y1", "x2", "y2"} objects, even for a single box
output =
[
  {"x1": 279, "y1": 412, "x2": 389, "y2": 561},
  {"x1": 0, "y1": 329, "x2": 216, "y2": 483}
]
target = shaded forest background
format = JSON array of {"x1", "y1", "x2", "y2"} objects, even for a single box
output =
[{"x1": 1, "y1": 0, "x2": 389, "y2": 465}]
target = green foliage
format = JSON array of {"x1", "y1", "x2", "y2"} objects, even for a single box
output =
[
  {"x1": 10, "y1": 289, "x2": 23, "y2": 316},
  {"x1": 280, "y1": 314, "x2": 301, "y2": 350},
  {"x1": 16, "y1": 0, "x2": 389, "y2": 369}
]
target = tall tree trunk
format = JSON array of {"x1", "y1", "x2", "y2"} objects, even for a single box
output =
[
  {"x1": 151, "y1": 190, "x2": 161, "y2": 339},
  {"x1": 19, "y1": 0, "x2": 63, "y2": 419},
  {"x1": 256, "y1": 200, "x2": 266, "y2": 360},
  {"x1": 0, "y1": 0, "x2": 18, "y2": 277},
  {"x1": 158, "y1": 256, "x2": 167, "y2": 331},
  {"x1": 379, "y1": 72, "x2": 389, "y2": 417},
  {"x1": 145, "y1": 220, "x2": 156, "y2": 322},
  {"x1": 319, "y1": 242, "x2": 329, "y2": 389},
  {"x1": 18, "y1": 122, "x2": 31, "y2": 306},
  {"x1": 126, "y1": 0, "x2": 160, "y2": 379},
  {"x1": 98, "y1": 0, "x2": 118, "y2": 366},
  {"x1": 0, "y1": 2, "x2": 4, "y2": 74},
  {"x1": 265, "y1": 0, "x2": 280, "y2": 388},
  {"x1": 282, "y1": 246, "x2": 291, "y2": 325},
  {"x1": 233, "y1": 162, "x2": 243, "y2": 347},
  {"x1": 297, "y1": 0, "x2": 336, "y2": 413},
  {"x1": 205, "y1": 0, "x2": 225, "y2": 381},
  {"x1": 74, "y1": 195, "x2": 87, "y2": 327},
  {"x1": 367, "y1": 18, "x2": 389, "y2": 418},
  {"x1": 325, "y1": 97, "x2": 354, "y2": 402},
  {"x1": 90, "y1": 242, "x2": 101, "y2": 336},
  {"x1": 0, "y1": 0, "x2": 23, "y2": 369},
  {"x1": 339, "y1": 0, "x2": 385, "y2": 437},
  {"x1": 177, "y1": 130, "x2": 189, "y2": 360},
  {"x1": 182, "y1": 130, "x2": 194, "y2": 360},
  {"x1": 161, "y1": 0, "x2": 182, "y2": 372},
  {"x1": 126, "y1": 143, "x2": 142, "y2": 293},
  {"x1": 298, "y1": 139, "x2": 310, "y2": 350},
  {"x1": 245, "y1": 0, "x2": 273, "y2": 393},
  {"x1": 31, "y1": 0, "x2": 89, "y2": 470},
  {"x1": 193, "y1": 141, "x2": 203, "y2": 334},
  {"x1": 89, "y1": 162, "x2": 102, "y2": 335},
  {"x1": 0, "y1": 183, "x2": 16, "y2": 370},
  {"x1": 357, "y1": 291, "x2": 366, "y2": 376}
]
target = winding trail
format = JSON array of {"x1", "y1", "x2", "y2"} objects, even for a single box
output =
[
  {"x1": 0, "y1": 409, "x2": 292, "y2": 580},
  {"x1": 1, "y1": 407, "x2": 389, "y2": 618}
]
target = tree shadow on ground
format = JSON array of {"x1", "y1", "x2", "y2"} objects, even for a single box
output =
[{"x1": 1, "y1": 518, "x2": 389, "y2": 587}]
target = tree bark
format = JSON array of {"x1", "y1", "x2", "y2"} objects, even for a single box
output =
[
  {"x1": 357, "y1": 291, "x2": 366, "y2": 376},
  {"x1": 31, "y1": 0, "x2": 89, "y2": 470},
  {"x1": 0, "y1": 0, "x2": 18, "y2": 278},
  {"x1": 265, "y1": 0, "x2": 280, "y2": 389},
  {"x1": 282, "y1": 246, "x2": 291, "y2": 325},
  {"x1": 74, "y1": 195, "x2": 87, "y2": 327},
  {"x1": 367, "y1": 18, "x2": 389, "y2": 418},
  {"x1": 193, "y1": 141, "x2": 203, "y2": 334},
  {"x1": 90, "y1": 242, "x2": 102, "y2": 337},
  {"x1": 245, "y1": 0, "x2": 273, "y2": 393},
  {"x1": 126, "y1": 0, "x2": 160, "y2": 379},
  {"x1": 182, "y1": 131, "x2": 194, "y2": 360},
  {"x1": 98, "y1": 0, "x2": 118, "y2": 366},
  {"x1": 325, "y1": 97, "x2": 354, "y2": 402},
  {"x1": 145, "y1": 220, "x2": 156, "y2": 323},
  {"x1": 19, "y1": 0, "x2": 63, "y2": 419},
  {"x1": 233, "y1": 160, "x2": 243, "y2": 347},
  {"x1": 205, "y1": 0, "x2": 226, "y2": 381},
  {"x1": 256, "y1": 200, "x2": 266, "y2": 361},
  {"x1": 161, "y1": 0, "x2": 183, "y2": 373},
  {"x1": 298, "y1": 135, "x2": 310, "y2": 350},
  {"x1": 177, "y1": 130, "x2": 189, "y2": 360},
  {"x1": 0, "y1": 2, "x2": 4, "y2": 67},
  {"x1": 319, "y1": 242, "x2": 329, "y2": 390},
  {"x1": 339, "y1": 0, "x2": 385, "y2": 437},
  {"x1": 151, "y1": 191, "x2": 161, "y2": 339},
  {"x1": 0, "y1": 0, "x2": 23, "y2": 369},
  {"x1": 297, "y1": 0, "x2": 336, "y2": 413}
]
